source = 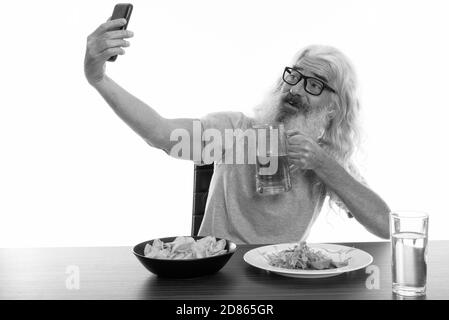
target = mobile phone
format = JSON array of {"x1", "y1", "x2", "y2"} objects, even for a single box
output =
[{"x1": 108, "y1": 3, "x2": 133, "y2": 62}]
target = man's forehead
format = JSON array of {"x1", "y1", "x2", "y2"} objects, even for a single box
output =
[{"x1": 294, "y1": 57, "x2": 335, "y2": 84}]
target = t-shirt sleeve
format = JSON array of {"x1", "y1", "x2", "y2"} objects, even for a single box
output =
[
  {"x1": 194, "y1": 111, "x2": 248, "y2": 165},
  {"x1": 200, "y1": 111, "x2": 247, "y2": 133}
]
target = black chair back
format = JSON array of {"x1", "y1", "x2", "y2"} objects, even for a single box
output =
[{"x1": 191, "y1": 164, "x2": 214, "y2": 236}]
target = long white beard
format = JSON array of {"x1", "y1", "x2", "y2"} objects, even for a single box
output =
[
  {"x1": 283, "y1": 111, "x2": 328, "y2": 140},
  {"x1": 253, "y1": 93, "x2": 329, "y2": 141}
]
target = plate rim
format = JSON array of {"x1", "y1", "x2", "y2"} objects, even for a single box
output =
[{"x1": 243, "y1": 242, "x2": 373, "y2": 276}]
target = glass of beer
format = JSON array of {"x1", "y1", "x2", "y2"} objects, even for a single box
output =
[
  {"x1": 390, "y1": 211, "x2": 429, "y2": 297},
  {"x1": 253, "y1": 123, "x2": 291, "y2": 195}
]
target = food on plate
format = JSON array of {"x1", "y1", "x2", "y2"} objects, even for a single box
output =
[
  {"x1": 265, "y1": 241, "x2": 352, "y2": 270},
  {"x1": 143, "y1": 236, "x2": 227, "y2": 259}
]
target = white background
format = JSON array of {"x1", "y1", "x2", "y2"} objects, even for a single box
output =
[{"x1": 1, "y1": 0, "x2": 448, "y2": 247}]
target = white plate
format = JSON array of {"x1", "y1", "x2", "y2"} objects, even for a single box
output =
[{"x1": 243, "y1": 243, "x2": 373, "y2": 278}]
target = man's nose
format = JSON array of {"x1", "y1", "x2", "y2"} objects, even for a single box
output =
[{"x1": 289, "y1": 79, "x2": 306, "y2": 95}]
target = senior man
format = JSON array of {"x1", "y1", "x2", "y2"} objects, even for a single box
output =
[{"x1": 84, "y1": 19, "x2": 390, "y2": 244}]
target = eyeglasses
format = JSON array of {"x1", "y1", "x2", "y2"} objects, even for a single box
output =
[{"x1": 282, "y1": 67, "x2": 336, "y2": 96}]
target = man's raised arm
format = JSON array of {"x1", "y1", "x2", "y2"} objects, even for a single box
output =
[{"x1": 84, "y1": 18, "x2": 197, "y2": 156}]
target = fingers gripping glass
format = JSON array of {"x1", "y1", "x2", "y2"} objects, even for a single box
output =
[{"x1": 282, "y1": 67, "x2": 336, "y2": 96}]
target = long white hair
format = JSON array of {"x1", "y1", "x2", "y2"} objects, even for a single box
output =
[{"x1": 255, "y1": 45, "x2": 365, "y2": 212}]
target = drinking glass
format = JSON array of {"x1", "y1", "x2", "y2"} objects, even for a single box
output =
[
  {"x1": 390, "y1": 211, "x2": 429, "y2": 297},
  {"x1": 253, "y1": 123, "x2": 291, "y2": 195}
]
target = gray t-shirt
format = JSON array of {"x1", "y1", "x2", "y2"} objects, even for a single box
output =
[{"x1": 197, "y1": 112, "x2": 324, "y2": 244}]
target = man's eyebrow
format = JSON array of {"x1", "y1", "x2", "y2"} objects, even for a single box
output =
[{"x1": 311, "y1": 72, "x2": 329, "y2": 83}]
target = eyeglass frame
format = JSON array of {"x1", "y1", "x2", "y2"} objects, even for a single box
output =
[{"x1": 282, "y1": 66, "x2": 336, "y2": 96}]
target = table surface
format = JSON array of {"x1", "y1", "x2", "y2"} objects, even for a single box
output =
[{"x1": 1, "y1": 241, "x2": 447, "y2": 300}]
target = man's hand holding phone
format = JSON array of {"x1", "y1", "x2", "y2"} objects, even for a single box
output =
[{"x1": 84, "y1": 18, "x2": 134, "y2": 85}]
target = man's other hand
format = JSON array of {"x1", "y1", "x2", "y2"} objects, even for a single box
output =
[{"x1": 287, "y1": 129, "x2": 331, "y2": 171}]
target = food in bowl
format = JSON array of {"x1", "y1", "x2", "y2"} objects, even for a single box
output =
[
  {"x1": 265, "y1": 241, "x2": 352, "y2": 270},
  {"x1": 133, "y1": 236, "x2": 237, "y2": 278},
  {"x1": 144, "y1": 236, "x2": 227, "y2": 259}
]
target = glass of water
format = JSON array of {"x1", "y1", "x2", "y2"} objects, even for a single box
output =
[{"x1": 390, "y1": 211, "x2": 429, "y2": 297}]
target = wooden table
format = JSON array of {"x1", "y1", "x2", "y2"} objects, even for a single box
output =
[{"x1": 1, "y1": 241, "x2": 448, "y2": 300}]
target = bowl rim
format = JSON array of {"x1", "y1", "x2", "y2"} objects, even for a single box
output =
[{"x1": 132, "y1": 235, "x2": 237, "y2": 261}]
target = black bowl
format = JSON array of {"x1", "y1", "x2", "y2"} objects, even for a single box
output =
[{"x1": 133, "y1": 236, "x2": 237, "y2": 278}]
